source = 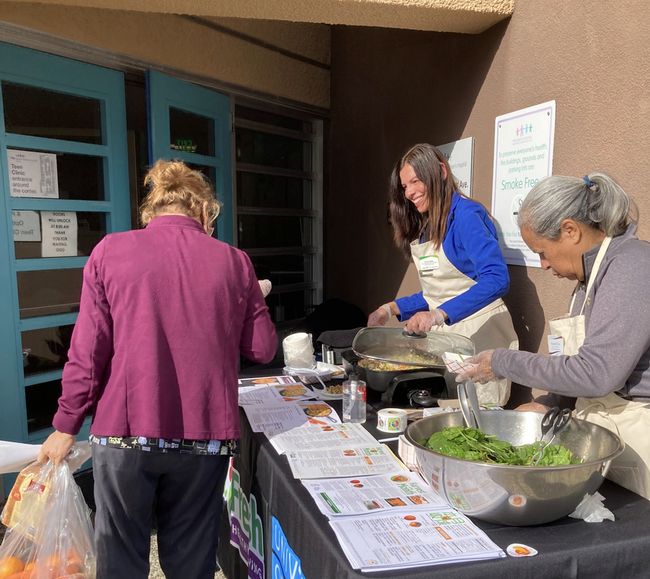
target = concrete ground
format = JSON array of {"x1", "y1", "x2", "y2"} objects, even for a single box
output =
[{"x1": 148, "y1": 532, "x2": 226, "y2": 579}]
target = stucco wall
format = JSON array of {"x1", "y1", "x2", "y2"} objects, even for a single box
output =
[
  {"x1": 3, "y1": 0, "x2": 514, "y2": 34},
  {"x1": 0, "y1": 2, "x2": 330, "y2": 108},
  {"x1": 328, "y1": 0, "x2": 650, "y2": 404}
]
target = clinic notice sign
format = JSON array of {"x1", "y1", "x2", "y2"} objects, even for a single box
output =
[
  {"x1": 228, "y1": 465, "x2": 265, "y2": 579},
  {"x1": 492, "y1": 101, "x2": 556, "y2": 266},
  {"x1": 437, "y1": 137, "x2": 474, "y2": 197},
  {"x1": 8, "y1": 150, "x2": 59, "y2": 199}
]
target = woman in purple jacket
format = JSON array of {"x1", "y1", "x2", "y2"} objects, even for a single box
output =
[{"x1": 38, "y1": 160, "x2": 278, "y2": 579}]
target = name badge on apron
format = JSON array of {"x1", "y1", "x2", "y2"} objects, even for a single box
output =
[
  {"x1": 418, "y1": 255, "x2": 439, "y2": 278},
  {"x1": 548, "y1": 313, "x2": 586, "y2": 357},
  {"x1": 547, "y1": 335, "x2": 564, "y2": 356}
]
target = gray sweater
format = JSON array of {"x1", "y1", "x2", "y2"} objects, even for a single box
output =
[{"x1": 493, "y1": 222, "x2": 650, "y2": 400}]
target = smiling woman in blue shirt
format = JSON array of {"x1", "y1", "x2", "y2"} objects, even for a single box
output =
[{"x1": 367, "y1": 143, "x2": 518, "y2": 406}]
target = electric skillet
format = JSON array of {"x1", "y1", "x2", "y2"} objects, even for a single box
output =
[{"x1": 343, "y1": 327, "x2": 475, "y2": 406}]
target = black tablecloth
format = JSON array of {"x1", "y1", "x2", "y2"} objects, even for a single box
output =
[{"x1": 219, "y1": 386, "x2": 650, "y2": 579}]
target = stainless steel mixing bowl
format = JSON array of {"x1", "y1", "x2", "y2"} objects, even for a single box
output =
[{"x1": 405, "y1": 410, "x2": 624, "y2": 526}]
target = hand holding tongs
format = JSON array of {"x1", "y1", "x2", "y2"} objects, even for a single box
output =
[
  {"x1": 458, "y1": 380, "x2": 483, "y2": 430},
  {"x1": 532, "y1": 407, "x2": 572, "y2": 466}
]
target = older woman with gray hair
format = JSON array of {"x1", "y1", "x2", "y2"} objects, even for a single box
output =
[{"x1": 458, "y1": 172, "x2": 650, "y2": 499}]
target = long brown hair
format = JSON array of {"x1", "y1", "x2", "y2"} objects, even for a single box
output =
[{"x1": 389, "y1": 143, "x2": 463, "y2": 257}]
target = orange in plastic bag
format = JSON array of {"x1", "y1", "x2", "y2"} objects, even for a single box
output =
[
  {"x1": 0, "y1": 555, "x2": 24, "y2": 578},
  {"x1": 0, "y1": 448, "x2": 96, "y2": 579}
]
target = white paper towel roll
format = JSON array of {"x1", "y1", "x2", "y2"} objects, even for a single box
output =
[
  {"x1": 377, "y1": 408, "x2": 408, "y2": 433},
  {"x1": 283, "y1": 332, "x2": 315, "y2": 369}
]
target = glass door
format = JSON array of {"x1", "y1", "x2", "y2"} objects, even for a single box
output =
[
  {"x1": 234, "y1": 102, "x2": 323, "y2": 350},
  {"x1": 146, "y1": 71, "x2": 233, "y2": 244},
  {"x1": 0, "y1": 42, "x2": 130, "y2": 447}
]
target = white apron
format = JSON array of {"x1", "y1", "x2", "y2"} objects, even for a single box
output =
[
  {"x1": 549, "y1": 237, "x2": 650, "y2": 499},
  {"x1": 411, "y1": 239, "x2": 518, "y2": 407}
]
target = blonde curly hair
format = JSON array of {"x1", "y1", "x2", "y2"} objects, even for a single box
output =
[{"x1": 140, "y1": 160, "x2": 221, "y2": 227}]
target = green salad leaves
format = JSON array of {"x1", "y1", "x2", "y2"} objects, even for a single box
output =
[{"x1": 419, "y1": 426, "x2": 580, "y2": 466}]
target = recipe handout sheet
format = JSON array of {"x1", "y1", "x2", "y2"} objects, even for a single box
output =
[
  {"x1": 302, "y1": 471, "x2": 449, "y2": 518},
  {"x1": 241, "y1": 401, "x2": 309, "y2": 433},
  {"x1": 238, "y1": 375, "x2": 298, "y2": 388},
  {"x1": 330, "y1": 509, "x2": 505, "y2": 571},
  {"x1": 296, "y1": 401, "x2": 342, "y2": 425},
  {"x1": 286, "y1": 445, "x2": 408, "y2": 479},
  {"x1": 268, "y1": 422, "x2": 377, "y2": 455},
  {"x1": 238, "y1": 375, "x2": 318, "y2": 401},
  {"x1": 238, "y1": 384, "x2": 284, "y2": 406},
  {"x1": 238, "y1": 376, "x2": 318, "y2": 401}
]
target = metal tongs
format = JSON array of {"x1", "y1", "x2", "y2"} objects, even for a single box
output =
[
  {"x1": 532, "y1": 407, "x2": 572, "y2": 466},
  {"x1": 458, "y1": 380, "x2": 483, "y2": 430}
]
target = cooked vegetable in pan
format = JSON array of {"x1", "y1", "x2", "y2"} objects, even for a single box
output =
[{"x1": 358, "y1": 359, "x2": 426, "y2": 372}]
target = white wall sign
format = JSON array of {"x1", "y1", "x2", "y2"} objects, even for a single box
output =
[
  {"x1": 492, "y1": 101, "x2": 556, "y2": 266},
  {"x1": 8, "y1": 150, "x2": 59, "y2": 199},
  {"x1": 12, "y1": 210, "x2": 41, "y2": 242},
  {"x1": 437, "y1": 137, "x2": 474, "y2": 197},
  {"x1": 41, "y1": 211, "x2": 77, "y2": 257}
]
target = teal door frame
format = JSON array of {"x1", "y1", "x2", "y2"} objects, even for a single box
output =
[
  {"x1": 146, "y1": 70, "x2": 233, "y2": 244},
  {"x1": 0, "y1": 42, "x2": 130, "y2": 459}
]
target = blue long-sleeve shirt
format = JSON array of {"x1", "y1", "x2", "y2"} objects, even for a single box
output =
[{"x1": 395, "y1": 193, "x2": 509, "y2": 325}]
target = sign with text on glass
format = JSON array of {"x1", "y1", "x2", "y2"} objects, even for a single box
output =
[
  {"x1": 170, "y1": 139, "x2": 196, "y2": 153},
  {"x1": 491, "y1": 100, "x2": 556, "y2": 267},
  {"x1": 41, "y1": 211, "x2": 78, "y2": 257},
  {"x1": 8, "y1": 150, "x2": 59, "y2": 199},
  {"x1": 12, "y1": 210, "x2": 41, "y2": 242},
  {"x1": 436, "y1": 137, "x2": 474, "y2": 198}
]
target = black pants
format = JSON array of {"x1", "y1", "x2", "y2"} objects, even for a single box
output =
[{"x1": 92, "y1": 443, "x2": 229, "y2": 579}]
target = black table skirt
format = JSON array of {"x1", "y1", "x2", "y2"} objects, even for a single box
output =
[{"x1": 219, "y1": 392, "x2": 650, "y2": 579}]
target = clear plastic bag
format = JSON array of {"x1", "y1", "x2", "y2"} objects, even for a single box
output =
[
  {"x1": 0, "y1": 441, "x2": 91, "y2": 475},
  {"x1": 568, "y1": 491, "x2": 615, "y2": 523},
  {"x1": 0, "y1": 447, "x2": 96, "y2": 579}
]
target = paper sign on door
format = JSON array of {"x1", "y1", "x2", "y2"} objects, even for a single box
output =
[
  {"x1": 8, "y1": 150, "x2": 59, "y2": 199},
  {"x1": 12, "y1": 210, "x2": 41, "y2": 242},
  {"x1": 41, "y1": 211, "x2": 78, "y2": 257}
]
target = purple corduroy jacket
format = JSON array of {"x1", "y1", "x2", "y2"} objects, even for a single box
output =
[{"x1": 52, "y1": 215, "x2": 277, "y2": 440}]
